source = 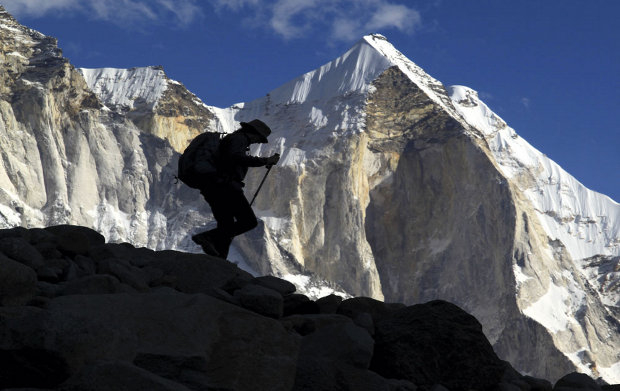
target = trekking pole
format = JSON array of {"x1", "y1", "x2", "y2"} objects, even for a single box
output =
[{"x1": 250, "y1": 165, "x2": 272, "y2": 206}]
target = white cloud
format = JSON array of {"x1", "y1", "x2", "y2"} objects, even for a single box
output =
[
  {"x1": 214, "y1": 0, "x2": 422, "y2": 41},
  {"x1": 4, "y1": 0, "x2": 203, "y2": 27},
  {"x1": 281, "y1": 0, "x2": 421, "y2": 41},
  {"x1": 521, "y1": 97, "x2": 531, "y2": 108},
  {"x1": 4, "y1": 0, "x2": 421, "y2": 41},
  {"x1": 3, "y1": 0, "x2": 80, "y2": 18},
  {"x1": 270, "y1": 0, "x2": 319, "y2": 39},
  {"x1": 479, "y1": 91, "x2": 494, "y2": 101},
  {"x1": 331, "y1": 17, "x2": 362, "y2": 42},
  {"x1": 212, "y1": 0, "x2": 262, "y2": 11},
  {"x1": 155, "y1": 0, "x2": 203, "y2": 26},
  {"x1": 365, "y1": 3, "x2": 421, "y2": 33},
  {"x1": 89, "y1": 0, "x2": 158, "y2": 23}
]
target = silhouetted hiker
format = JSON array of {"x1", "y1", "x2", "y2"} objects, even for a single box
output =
[{"x1": 192, "y1": 119, "x2": 280, "y2": 258}]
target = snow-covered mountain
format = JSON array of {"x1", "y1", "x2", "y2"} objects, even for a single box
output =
[
  {"x1": 1, "y1": 6, "x2": 619, "y2": 382},
  {"x1": 217, "y1": 34, "x2": 620, "y2": 381}
]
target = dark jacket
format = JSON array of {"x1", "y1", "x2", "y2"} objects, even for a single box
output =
[{"x1": 217, "y1": 130, "x2": 270, "y2": 187}]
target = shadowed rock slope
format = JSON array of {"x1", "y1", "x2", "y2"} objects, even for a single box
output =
[{"x1": 0, "y1": 225, "x2": 613, "y2": 391}]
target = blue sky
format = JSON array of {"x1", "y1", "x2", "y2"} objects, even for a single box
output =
[{"x1": 4, "y1": 0, "x2": 619, "y2": 202}]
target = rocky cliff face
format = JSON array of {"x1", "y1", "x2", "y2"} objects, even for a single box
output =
[
  {"x1": 1, "y1": 7, "x2": 619, "y2": 382},
  {"x1": 0, "y1": 7, "x2": 212, "y2": 252},
  {"x1": 448, "y1": 86, "x2": 620, "y2": 381}
]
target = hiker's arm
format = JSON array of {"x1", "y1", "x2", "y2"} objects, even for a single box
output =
[{"x1": 224, "y1": 136, "x2": 270, "y2": 167}]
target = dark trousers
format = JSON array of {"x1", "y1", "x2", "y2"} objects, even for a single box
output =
[{"x1": 201, "y1": 183, "x2": 258, "y2": 258}]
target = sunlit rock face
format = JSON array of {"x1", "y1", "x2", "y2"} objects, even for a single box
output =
[
  {"x1": 1, "y1": 6, "x2": 619, "y2": 382},
  {"x1": 363, "y1": 67, "x2": 578, "y2": 380},
  {"x1": 0, "y1": 7, "x2": 209, "y2": 249}
]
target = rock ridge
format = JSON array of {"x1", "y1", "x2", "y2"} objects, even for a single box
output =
[{"x1": 0, "y1": 225, "x2": 615, "y2": 390}]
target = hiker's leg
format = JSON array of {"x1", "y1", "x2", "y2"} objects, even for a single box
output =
[
  {"x1": 201, "y1": 187, "x2": 235, "y2": 257},
  {"x1": 201, "y1": 186, "x2": 258, "y2": 258},
  {"x1": 208, "y1": 189, "x2": 255, "y2": 258},
  {"x1": 229, "y1": 188, "x2": 258, "y2": 236},
  {"x1": 214, "y1": 235, "x2": 233, "y2": 259},
  {"x1": 192, "y1": 233, "x2": 219, "y2": 256}
]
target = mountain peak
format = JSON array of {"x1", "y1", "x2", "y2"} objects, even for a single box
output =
[
  {"x1": 266, "y1": 33, "x2": 447, "y2": 106},
  {"x1": 0, "y1": 5, "x2": 14, "y2": 21},
  {"x1": 266, "y1": 35, "x2": 393, "y2": 106},
  {"x1": 254, "y1": 34, "x2": 458, "y2": 127}
]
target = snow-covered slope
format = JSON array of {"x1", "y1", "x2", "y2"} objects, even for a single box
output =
[
  {"x1": 79, "y1": 66, "x2": 168, "y2": 111},
  {"x1": 449, "y1": 86, "x2": 620, "y2": 380},
  {"x1": 78, "y1": 65, "x2": 215, "y2": 153},
  {"x1": 449, "y1": 85, "x2": 620, "y2": 307},
  {"x1": 450, "y1": 85, "x2": 620, "y2": 258}
]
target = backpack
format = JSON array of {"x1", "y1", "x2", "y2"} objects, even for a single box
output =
[{"x1": 177, "y1": 132, "x2": 224, "y2": 189}]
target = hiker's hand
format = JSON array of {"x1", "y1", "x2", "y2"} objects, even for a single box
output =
[{"x1": 266, "y1": 153, "x2": 280, "y2": 168}]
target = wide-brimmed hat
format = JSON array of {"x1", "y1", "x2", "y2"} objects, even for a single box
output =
[{"x1": 240, "y1": 119, "x2": 271, "y2": 143}]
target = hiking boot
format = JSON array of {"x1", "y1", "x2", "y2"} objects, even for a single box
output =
[{"x1": 192, "y1": 233, "x2": 220, "y2": 257}]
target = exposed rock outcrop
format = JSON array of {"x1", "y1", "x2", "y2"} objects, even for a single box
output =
[{"x1": 0, "y1": 225, "x2": 596, "y2": 391}]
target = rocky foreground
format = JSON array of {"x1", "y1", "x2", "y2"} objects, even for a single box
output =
[{"x1": 0, "y1": 225, "x2": 615, "y2": 391}]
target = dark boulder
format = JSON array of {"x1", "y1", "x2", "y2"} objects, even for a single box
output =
[
  {"x1": 316, "y1": 293, "x2": 343, "y2": 314},
  {"x1": 0, "y1": 348, "x2": 70, "y2": 389},
  {"x1": 60, "y1": 360, "x2": 193, "y2": 391},
  {"x1": 0, "y1": 237, "x2": 45, "y2": 269},
  {"x1": 370, "y1": 300, "x2": 511, "y2": 391},
  {"x1": 554, "y1": 372, "x2": 601, "y2": 391},
  {"x1": 133, "y1": 353, "x2": 212, "y2": 390},
  {"x1": 281, "y1": 313, "x2": 353, "y2": 336},
  {"x1": 150, "y1": 250, "x2": 253, "y2": 294},
  {"x1": 524, "y1": 375, "x2": 554, "y2": 391},
  {"x1": 252, "y1": 275, "x2": 296, "y2": 295},
  {"x1": 234, "y1": 283, "x2": 284, "y2": 318},
  {"x1": 337, "y1": 296, "x2": 406, "y2": 322},
  {"x1": 0, "y1": 254, "x2": 37, "y2": 306},
  {"x1": 284, "y1": 293, "x2": 320, "y2": 316},
  {"x1": 293, "y1": 321, "x2": 386, "y2": 390},
  {"x1": 44, "y1": 225, "x2": 105, "y2": 257}
]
